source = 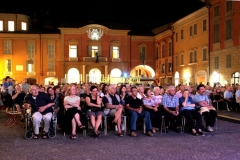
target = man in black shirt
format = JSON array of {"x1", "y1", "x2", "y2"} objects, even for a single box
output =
[
  {"x1": 125, "y1": 86, "x2": 153, "y2": 137},
  {"x1": 24, "y1": 85, "x2": 54, "y2": 139}
]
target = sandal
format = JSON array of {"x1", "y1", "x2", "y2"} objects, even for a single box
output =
[
  {"x1": 33, "y1": 134, "x2": 39, "y2": 139},
  {"x1": 79, "y1": 125, "x2": 85, "y2": 129},
  {"x1": 70, "y1": 134, "x2": 77, "y2": 140},
  {"x1": 92, "y1": 130, "x2": 100, "y2": 136},
  {"x1": 42, "y1": 132, "x2": 48, "y2": 139},
  {"x1": 192, "y1": 129, "x2": 198, "y2": 136}
]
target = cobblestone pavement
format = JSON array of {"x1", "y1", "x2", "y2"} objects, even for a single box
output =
[{"x1": 0, "y1": 112, "x2": 240, "y2": 160}]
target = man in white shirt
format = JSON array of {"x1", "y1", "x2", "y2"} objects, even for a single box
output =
[{"x1": 224, "y1": 86, "x2": 234, "y2": 111}]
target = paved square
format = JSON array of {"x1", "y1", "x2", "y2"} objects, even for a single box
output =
[{"x1": 0, "y1": 112, "x2": 240, "y2": 160}]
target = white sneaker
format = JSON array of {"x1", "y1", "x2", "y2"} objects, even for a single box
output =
[{"x1": 207, "y1": 126, "x2": 214, "y2": 132}]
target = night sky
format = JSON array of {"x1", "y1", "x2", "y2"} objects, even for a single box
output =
[{"x1": 1, "y1": 0, "x2": 205, "y2": 35}]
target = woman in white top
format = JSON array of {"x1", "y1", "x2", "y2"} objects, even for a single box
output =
[{"x1": 64, "y1": 84, "x2": 85, "y2": 140}]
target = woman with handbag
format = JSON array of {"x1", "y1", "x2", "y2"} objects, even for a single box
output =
[{"x1": 86, "y1": 85, "x2": 104, "y2": 136}]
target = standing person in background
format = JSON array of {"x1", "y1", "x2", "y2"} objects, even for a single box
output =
[{"x1": 21, "y1": 78, "x2": 30, "y2": 94}]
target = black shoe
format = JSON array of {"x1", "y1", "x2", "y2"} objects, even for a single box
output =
[{"x1": 165, "y1": 128, "x2": 169, "y2": 133}]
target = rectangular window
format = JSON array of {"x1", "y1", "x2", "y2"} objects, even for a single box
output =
[
  {"x1": 214, "y1": 57, "x2": 219, "y2": 69},
  {"x1": 161, "y1": 44, "x2": 165, "y2": 58},
  {"x1": 194, "y1": 24, "x2": 197, "y2": 35},
  {"x1": 27, "y1": 44, "x2": 35, "y2": 59},
  {"x1": 190, "y1": 26, "x2": 193, "y2": 36},
  {"x1": 0, "y1": 20, "x2": 3, "y2": 31},
  {"x1": 190, "y1": 52, "x2": 193, "y2": 63},
  {"x1": 226, "y1": 1, "x2": 232, "y2": 12},
  {"x1": 112, "y1": 46, "x2": 119, "y2": 58},
  {"x1": 203, "y1": 48, "x2": 208, "y2": 61},
  {"x1": 214, "y1": 5, "x2": 220, "y2": 17},
  {"x1": 48, "y1": 60, "x2": 55, "y2": 72},
  {"x1": 161, "y1": 64, "x2": 165, "y2": 73},
  {"x1": 226, "y1": 54, "x2": 231, "y2": 68},
  {"x1": 8, "y1": 21, "x2": 14, "y2": 31},
  {"x1": 181, "y1": 29, "x2": 184, "y2": 40},
  {"x1": 168, "y1": 63, "x2": 172, "y2": 73},
  {"x1": 92, "y1": 46, "x2": 98, "y2": 57},
  {"x1": 214, "y1": 23, "x2": 220, "y2": 43},
  {"x1": 48, "y1": 44, "x2": 55, "y2": 72},
  {"x1": 176, "y1": 32, "x2": 178, "y2": 42},
  {"x1": 27, "y1": 43, "x2": 35, "y2": 72},
  {"x1": 69, "y1": 45, "x2": 77, "y2": 57},
  {"x1": 226, "y1": 19, "x2": 232, "y2": 40},
  {"x1": 194, "y1": 50, "x2": 197, "y2": 62},
  {"x1": 168, "y1": 42, "x2": 172, "y2": 56},
  {"x1": 203, "y1": 19, "x2": 207, "y2": 32},
  {"x1": 21, "y1": 22, "x2": 27, "y2": 30},
  {"x1": 181, "y1": 54, "x2": 184, "y2": 65},
  {"x1": 4, "y1": 40, "x2": 12, "y2": 54},
  {"x1": 6, "y1": 59, "x2": 11, "y2": 72}
]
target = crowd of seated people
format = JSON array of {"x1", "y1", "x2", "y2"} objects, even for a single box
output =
[{"x1": 3, "y1": 77, "x2": 240, "y2": 139}]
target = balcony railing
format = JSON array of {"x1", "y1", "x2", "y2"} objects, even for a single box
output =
[
  {"x1": 47, "y1": 72, "x2": 56, "y2": 76},
  {"x1": 83, "y1": 57, "x2": 107, "y2": 62},
  {"x1": 112, "y1": 58, "x2": 121, "y2": 62}
]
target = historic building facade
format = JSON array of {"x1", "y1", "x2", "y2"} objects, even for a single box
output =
[
  {"x1": 209, "y1": 0, "x2": 240, "y2": 86},
  {"x1": 153, "y1": 23, "x2": 174, "y2": 85},
  {"x1": 172, "y1": 7, "x2": 209, "y2": 85},
  {"x1": 0, "y1": 13, "x2": 156, "y2": 85}
]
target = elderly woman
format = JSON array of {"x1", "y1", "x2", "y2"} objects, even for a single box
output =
[
  {"x1": 143, "y1": 88, "x2": 162, "y2": 133},
  {"x1": 86, "y1": 85, "x2": 104, "y2": 136},
  {"x1": 64, "y1": 84, "x2": 85, "y2": 140},
  {"x1": 179, "y1": 89, "x2": 203, "y2": 136}
]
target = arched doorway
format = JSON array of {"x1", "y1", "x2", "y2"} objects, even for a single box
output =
[
  {"x1": 232, "y1": 72, "x2": 240, "y2": 85},
  {"x1": 174, "y1": 72, "x2": 180, "y2": 86},
  {"x1": 44, "y1": 77, "x2": 58, "y2": 85},
  {"x1": 110, "y1": 68, "x2": 122, "y2": 84},
  {"x1": 67, "y1": 68, "x2": 80, "y2": 84},
  {"x1": 89, "y1": 68, "x2": 101, "y2": 83},
  {"x1": 195, "y1": 70, "x2": 207, "y2": 85},
  {"x1": 130, "y1": 65, "x2": 155, "y2": 78}
]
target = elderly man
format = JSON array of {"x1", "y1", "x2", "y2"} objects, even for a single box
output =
[
  {"x1": 102, "y1": 84, "x2": 124, "y2": 136},
  {"x1": 24, "y1": 85, "x2": 55, "y2": 139},
  {"x1": 125, "y1": 86, "x2": 153, "y2": 137},
  {"x1": 194, "y1": 84, "x2": 217, "y2": 132},
  {"x1": 162, "y1": 85, "x2": 182, "y2": 133}
]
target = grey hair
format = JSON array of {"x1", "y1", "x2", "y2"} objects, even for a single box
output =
[{"x1": 167, "y1": 85, "x2": 175, "y2": 90}]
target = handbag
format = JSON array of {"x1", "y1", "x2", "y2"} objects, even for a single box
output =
[{"x1": 199, "y1": 106, "x2": 216, "y2": 115}]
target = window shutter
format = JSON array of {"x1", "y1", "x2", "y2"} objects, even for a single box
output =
[
  {"x1": 110, "y1": 46, "x2": 113, "y2": 58},
  {"x1": 26, "y1": 60, "x2": 29, "y2": 72},
  {"x1": 88, "y1": 46, "x2": 92, "y2": 57},
  {"x1": 98, "y1": 46, "x2": 102, "y2": 56}
]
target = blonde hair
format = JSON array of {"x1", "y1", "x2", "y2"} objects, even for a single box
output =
[{"x1": 66, "y1": 83, "x2": 77, "y2": 96}]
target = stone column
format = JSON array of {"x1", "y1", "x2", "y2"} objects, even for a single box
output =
[
  {"x1": 82, "y1": 65, "x2": 86, "y2": 82},
  {"x1": 105, "y1": 66, "x2": 108, "y2": 82}
]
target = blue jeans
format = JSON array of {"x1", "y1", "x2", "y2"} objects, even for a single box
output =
[{"x1": 126, "y1": 109, "x2": 152, "y2": 131}]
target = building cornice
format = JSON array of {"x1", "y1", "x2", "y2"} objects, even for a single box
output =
[
  {"x1": 172, "y1": 7, "x2": 208, "y2": 30},
  {"x1": 154, "y1": 29, "x2": 172, "y2": 41},
  {"x1": 130, "y1": 36, "x2": 155, "y2": 41},
  {"x1": 59, "y1": 24, "x2": 130, "y2": 35},
  {"x1": 0, "y1": 33, "x2": 60, "y2": 39}
]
